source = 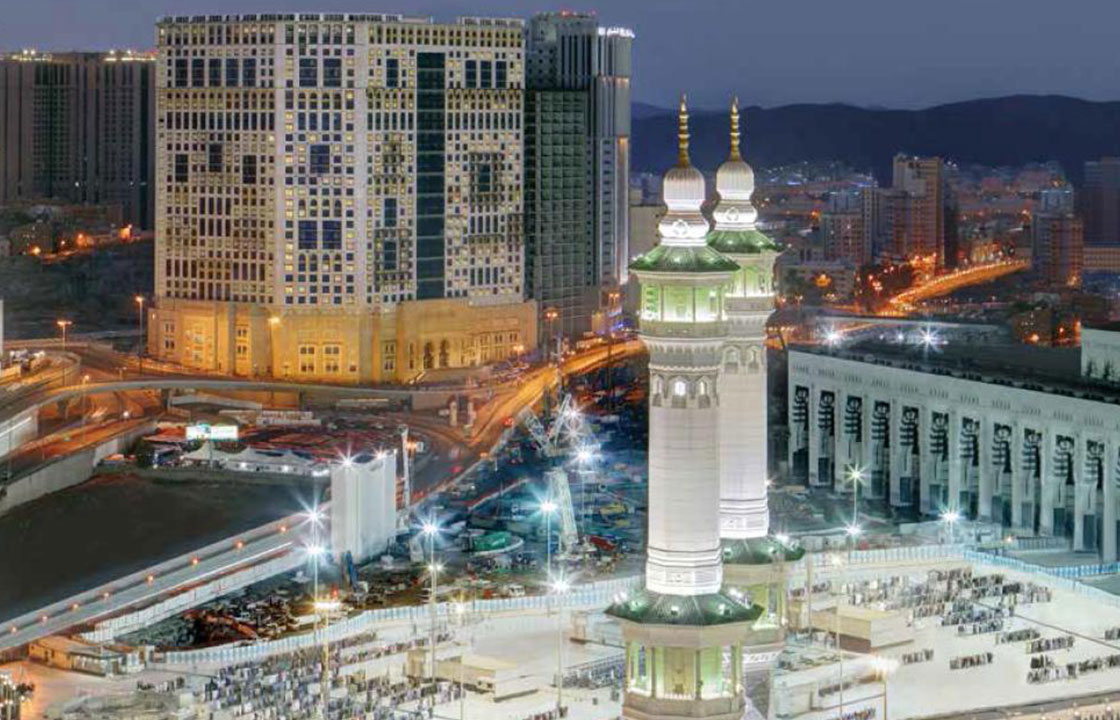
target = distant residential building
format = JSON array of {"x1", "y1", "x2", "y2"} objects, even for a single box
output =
[
  {"x1": 1083, "y1": 244, "x2": 1120, "y2": 274},
  {"x1": 0, "y1": 50, "x2": 155, "y2": 229},
  {"x1": 819, "y1": 190, "x2": 869, "y2": 266},
  {"x1": 1082, "y1": 157, "x2": 1120, "y2": 246},
  {"x1": 525, "y1": 12, "x2": 632, "y2": 339},
  {"x1": 1032, "y1": 188, "x2": 1083, "y2": 288},
  {"x1": 888, "y1": 154, "x2": 945, "y2": 264}
]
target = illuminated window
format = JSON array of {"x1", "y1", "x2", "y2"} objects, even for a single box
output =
[{"x1": 673, "y1": 379, "x2": 687, "y2": 397}]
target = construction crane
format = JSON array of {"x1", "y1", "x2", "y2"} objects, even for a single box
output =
[
  {"x1": 521, "y1": 393, "x2": 590, "y2": 458},
  {"x1": 517, "y1": 392, "x2": 599, "y2": 555}
]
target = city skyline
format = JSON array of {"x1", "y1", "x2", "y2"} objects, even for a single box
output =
[{"x1": 4, "y1": 0, "x2": 1120, "y2": 109}]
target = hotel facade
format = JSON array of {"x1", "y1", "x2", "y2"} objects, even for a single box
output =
[{"x1": 149, "y1": 14, "x2": 536, "y2": 383}]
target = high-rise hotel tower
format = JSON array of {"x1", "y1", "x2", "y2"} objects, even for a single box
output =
[{"x1": 150, "y1": 14, "x2": 535, "y2": 382}]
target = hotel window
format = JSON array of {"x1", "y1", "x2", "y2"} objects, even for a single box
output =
[
  {"x1": 299, "y1": 58, "x2": 318, "y2": 87},
  {"x1": 191, "y1": 58, "x2": 204, "y2": 87},
  {"x1": 383, "y1": 197, "x2": 397, "y2": 227},
  {"x1": 208, "y1": 58, "x2": 221, "y2": 87},
  {"x1": 495, "y1": 60, "x2": 507, "y2": 88},
  {"x1": 174, "y1": 154, "x2": 189, "y2": 183},
  {"x1": 298, "y1": 221, "x2": 318, "y2": 250},
  {"x1": 242, "y1": 155, "x2": 257, "y2": 185},
  {"x1": 479, "y1": 60, "x2": 492, "y2": 88},
  {"x1": 322, "y1": 221, "x2": 342, "y2": 250},
  {"x1": 174, "y1": 59, "x2": 188, "y2": 87},
  {"x1": 465, "y1": 60, "x2": 477, "y2": 88},
  {"x1": 208, "y1": 143, "x2": 223, "y2": 173},
  {"x1": 298, "y1": 345, "x2": 316, "y2": 373},
  {"x1": 225, "y1": 58, "x2": 239, "y2": 87},
  {"x1": 323, "y1": 344, "x2": 341, "y2": 373},
  {"x1": 382, "y1": 341, "x2": 396, "y2": 372},
  {"x1": 323, "y1": 58, "x2": 342, "y2": 87},
  {"x1": 242, "y1": 58, "x2": 257, "y2": 86},
  {"x1": 309, "y1": 144, "x2": 330, "y2": 175},
  {"x1": 386, "y1": 58, "x2": 400, "y2": 88}
]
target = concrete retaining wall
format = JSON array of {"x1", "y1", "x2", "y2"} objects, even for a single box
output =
[
  {"x1": 0, "y1": 408, "x2": 37, "y2": 462},
  {"x1": 0, "y1": 419, "x2": 156, "y2": 516}
]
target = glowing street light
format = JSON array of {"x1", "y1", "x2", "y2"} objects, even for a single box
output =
[
  {"x1": 940, "y1": 509, "x2": 961, "y2": 545},
  {"x1": 134, "y1": 295, "x2": 146, "y2": 374},
  {"x1": 870, "y1": 656, "x2": 899, "y2": 720},
  {"x1": 421, "y1": 519, "x2": 441, "y2": 708},
  {"x1": 56, "y1": 319, "x2": 72, "y2": 352}
]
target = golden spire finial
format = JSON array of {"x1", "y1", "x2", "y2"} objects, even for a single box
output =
[
  {"x1": 677, "y1": 93, "x2": 690, "y2": 167},
  {"x1": 730, "y1": 96, "x2": 742, "y2": 160}
]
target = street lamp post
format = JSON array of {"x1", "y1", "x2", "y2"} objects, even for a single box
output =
[
  {"x1": 56, "y1": 319, "x2": 71, "y2": 353},
  {"x1": 870, "y1": 656, "x2": 898, "y2": 720},
  {"x1": 422, "y1": 521, "x2": 440, "y2": 708},
  {"x1": 552, "y1": 577, "x2": 570, "y2": 717},
  {"x1": 134, "y1": 296, "x2": 145, "y2": 374},
  {"x1": 541, "y1": 499, "x2": 557, "y2": 582},
  {"x1": 606, "y1": 291, "x2": 620, "y2": 411},
  {"x1": 940, "y1": 509, "x2": 960, "y2": 546},
  {"x1": 544, "y1": 308, "x2": 559, "y2": 363}
]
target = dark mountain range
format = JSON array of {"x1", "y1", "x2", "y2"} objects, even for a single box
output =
[{"x1": 631, "y1": 95, "x2": 1120, "y2": 185}]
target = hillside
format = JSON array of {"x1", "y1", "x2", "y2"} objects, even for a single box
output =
[{"x1": 632, "y1": 95, "x2": 1120, "y2": 184}]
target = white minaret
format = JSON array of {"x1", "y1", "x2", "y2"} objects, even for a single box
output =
[
  {"x1": 710, "y1": 98, "x2": 780, "y2": 541},
  {"x1": 633, "y1": 96, "x2": 736, "y2": 595},
  {"x1": 609, "y1": 97, "x2": 759, "y2": 720}
]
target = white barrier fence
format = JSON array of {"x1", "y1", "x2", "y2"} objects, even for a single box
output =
[
  {"x1": 159, "y1": 576, "x2": 640, "y2": 666},
  {"x1": 149, "y1": 543, "x2": 1120, "y2": 668}
]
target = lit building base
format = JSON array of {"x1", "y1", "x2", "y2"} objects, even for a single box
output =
[
  {"x1": 720, "y1": 538, "x2": 804, "y2": 720},
  {"x1": 607, "y1": 588, "x2": 761, "y2": 720},
  {"x1": 147, "y1": 296, "x2": 537, "y2": 384}
]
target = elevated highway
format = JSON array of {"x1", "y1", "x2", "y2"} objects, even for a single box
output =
[{"x1": 0, "y1": 510, "x2": 313, "y2": 654}]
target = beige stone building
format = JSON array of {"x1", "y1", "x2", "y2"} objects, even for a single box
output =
[{"x1": 149, "y1": 14, "x2": 536, "y2": 383}]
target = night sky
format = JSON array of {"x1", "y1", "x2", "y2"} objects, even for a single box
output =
[{"x1": 4, "y1": 0, "x2": 1120, "y2": 109}]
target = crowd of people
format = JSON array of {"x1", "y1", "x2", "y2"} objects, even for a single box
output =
[
  {"x1": 995, "y1": 628, "x2": 1040, "y2": 644},
  {"x1": 949, "y1": 651, "x2": 994, "y2": 670},
  {"x1": 898, "y1": 648, "x2": 934, "y2": 665},
  {"x1": 1027, "y1": 635, "x2": 1074, "y2": 654},
  {"x1": 1028, "y1": 653, "x2": 1120, "y2": 684},
  {"x1": 190, "y1": 630, "x2": 461, "y2": 720}
]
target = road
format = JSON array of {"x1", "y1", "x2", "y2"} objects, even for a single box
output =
[
  {"x1": 888, "y1": 259, "x2": 1029, "y2": 312},
  {"x1": 0, "y1": 510, "x2": 311, "y2": 653}
]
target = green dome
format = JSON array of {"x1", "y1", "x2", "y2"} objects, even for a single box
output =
[
  {"x1": 606, "y1": 587, "x2": 762, "y2": 626},
  {"x1": 706, "y1": 228, "x2": 780, "y2": 255},
  {"x1": 629, "y1": 244, "x2": 740, "y2": 274}
]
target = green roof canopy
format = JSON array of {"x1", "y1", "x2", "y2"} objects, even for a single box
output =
[
  {"x1": 722, "y1": 536, "x2": 805, "y2": 565},
  {"x1": 605, "y1": 587, "x2": 762, "y2": 626},
  {"x1": 706, "y1": 228, "x2": 780, "y2": 255},
  {"x1": 629, "y1": 244, "x2": 740, "y2": 274}
]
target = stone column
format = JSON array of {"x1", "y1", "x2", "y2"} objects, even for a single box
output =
[
  {"x1": 978, "y1": 418, "x2": 994, "y2": 521},
  {"x1": 919, "y1": 404, "x2": 933, "y2": 516},
  {"x1": 808, "y1": 385, "x2": 821, "y2": 488},
  {"x1": 1074, "y1": 435, "x2": 1088, "y2": 552},
  {"x1": 948, "y1": 411, "x2": 962, "y2": 512},
  {"x1": 889, "y1": 398, "x2": 903, "y2": 507},
  {"x1": 1103, "y1": 440, "x2": 1118, "y2": 563},
  {"x1": 1011, "y1": 423, "x2": 1024, "y2": 531},
  {"x1": 861, "y1": 394, "x2": 874, "y2": 491},
  {"x1": 1040, "y1": 431, "x2": 1055, "y2": 537}
]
